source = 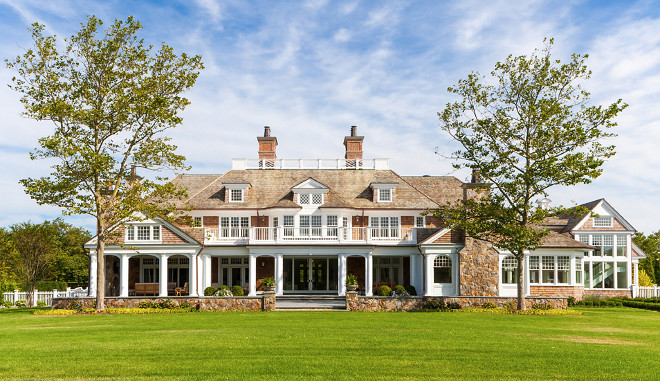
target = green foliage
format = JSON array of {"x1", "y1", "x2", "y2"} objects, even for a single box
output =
[
  {"x1": 345, "y1": 274, "x2": 358, "y2": 286},
  {"x1": 404, "y1": 285, "x2": 417, "y2": 296},
  {"x1": 567, "y1": 296, "x2": 576, "y2": 307},
  {"x1": 434, "y1": 38, "x2": 626, "y2": 310},
  {"x1": 204, "y1": 286, "x2": 217, "y2": 296},
  {"x1": 377, "y1": 285, "x2": 391, "y2": 296},
  {"x1": 262, "y1": 277, "x2": 275, "y2": 288},
  {"x1": 392, "y1": 285, "x2": 409, "y2": 296},
  {"x1": 5, "y1": 16, "x2": 203, "y2": 310},
  {"x1": 35, "y1": 280, "x2": 68, "y2": 291},
  {"x1": 531, "y1": 301, "x2": 553, "y2": 310},
  {"x1": 36, "y1": 301, "x2": 47, "y2": 307},
  {"x1": 633, "y1": 231, "x2": 660, "y2": 284},
  {"x1": 576, "y1": 299, "x2": 622, "y2": 308},
  {"x1": 482, "y1": 302, "x2": 497, "y2": 309},
  {"x1": 215, "y1": 285, "x2": 231, "y2": 296},
  {"x1": 423, "y1": 300, "x2": 447, "y2": 311},
  {"x1": 232, "y1": 285, "x2": 244, "y2": 296}
]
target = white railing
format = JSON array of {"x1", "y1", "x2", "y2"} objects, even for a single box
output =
[
  {"x1": 232, "y1": 158, "x2": 389, "y2": 170},
  {"x1": 204, "y1": 227, "x2": 416, "y2": 245},
  {"x1": 2, "y1": 287, "x2": 89, "y2": 307},
  {"x1": 632, "y1": 285, "x2": 660, "y2": 298}
]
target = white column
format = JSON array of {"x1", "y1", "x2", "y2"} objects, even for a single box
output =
[
  {"x1": 275, "y1": 254, "x2": 284, "y2": 296},
  {"x1": 189, "y1": 254, "x2": 198, "y2": 296},
  {"x1": 524, "y1": 255, "x2": 530, "y2": 297},
  {"x1": 120, "y1": 255, "x2": 129, "y2": 297},
  {"x1": 409, "y1": 255, "x2": 416, "y2": 293},
  {"x1": 89, "y1": 254, "x2": 98, "y2": 297},
  {"x1": 633, "y1": 262, "x2": 639, "y2": 285},
  {"x1": 159, "y1": 254, "x2": 168, "y2": 297},
  {"x1": 365, "y1": 254, "x2": 373, "y2": 296},
  {"x1": 338, "y1": 254, "x2": 347, "y2": 296},
  {"x1": 202, "y1": 254, "x2": 212, "y2": 290},
  {"x1": 248, "y1": 254, "x2": 257, "y2": 296},
  {"x1": 424, "y1": 255, "x2": 434, "y2": 296}
]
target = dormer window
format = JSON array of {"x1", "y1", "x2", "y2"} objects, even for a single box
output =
[
  {"x1": 370, "y1": 182, "x2": 398, "y2": 203},
  {"x1": 230, "y1": 189, "x2": 244, "y2": 202},
  {"x1": 593, "y1": 216, "x2": 612, "y2": 227},
  {"x1": 126, "y1": 225, "x2": 161, "y2": 242},
  {"x1": 292, "y1": 178, "x2": 329, "y2": 208}
]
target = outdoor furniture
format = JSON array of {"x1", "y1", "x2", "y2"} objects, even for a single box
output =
[
  {"x1": 167, "y1": 282, "x2": 176, "y2": 295},
  {"x1": 134, "y1": 283, "x2": 159, "y2": 296},
  {"x1": 175, "y1": 282, "x2": 189, "y2": 296}
]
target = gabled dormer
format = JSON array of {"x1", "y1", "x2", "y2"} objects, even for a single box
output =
[
  {"x1": 223, "y1": 179, "x2": 251, "y2": 203},
  {"x1": 292, "y1": 178, "x2": 329, "y2": 207},
  {"x1": 370, "y1": 182, "x2": 398, "y2": 203},
  {"x1": 572, "y1": 199, "x2": 635, "y2": 232}
]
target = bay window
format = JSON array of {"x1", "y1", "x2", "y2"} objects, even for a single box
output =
[
  {"x1": 529, "y1": 256, "x2": 571, "y2": 285},
  {"x1": 501, "y1": 256, "x2": 518, "y2": 284},
  {"x1": 433, "y1": 256, "x2": 452, "y2": 283}
]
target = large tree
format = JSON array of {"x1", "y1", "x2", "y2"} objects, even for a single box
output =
[
  {"x1": 633, "y1": 231, "x2": 660, "y2": 284},
  {"x1": 6, "y1": 16, "x2": 203, "y2": 311},
  {"x1": 434, "y1": 39, "x2": 627, "y2": 310}
]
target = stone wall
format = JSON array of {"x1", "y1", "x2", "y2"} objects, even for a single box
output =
[
  {"x1": 345, "y1": 292, "x2": 567, "y2": 311},
  {"x1": 530, "y1": 285, "x2": 584, "y2": 299},
  {"x1": 459, "y1": 238, "x2": 499, "y2": 296},
  {"x1": 584, "y1": 289, "x2": 632, "y2": 298},
  {"x1": 53, "y1": 294, "x2": 276, "y2": 311}
]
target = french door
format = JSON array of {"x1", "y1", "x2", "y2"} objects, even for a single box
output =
[{"x1": 283, "y1": 257, "x2": 338, "y2": 293}]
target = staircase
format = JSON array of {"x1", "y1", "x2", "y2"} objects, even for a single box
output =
[{"x1": 275, "y1": 295, "x2": 347, "y2": 311}]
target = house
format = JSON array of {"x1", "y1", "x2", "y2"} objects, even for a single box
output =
[{"x1": 85, "y1": 126, "x2": 645, "y2": 300}]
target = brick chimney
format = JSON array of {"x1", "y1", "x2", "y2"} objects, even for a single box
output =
[
  {"x1": 257, "y1": 126, "x2": 277, "y2": 159},
  {"x1": 343, "y1": 125, "x2": 364, "y2": 160}
]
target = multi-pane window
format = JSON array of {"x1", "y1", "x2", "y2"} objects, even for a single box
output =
[
  {"x1": 530, "y1": 256, "x2": 571, "y2": 285},
  {"x1": 327, "y1": 215, "x2": 338, "y2": 237},
  {"x1": 378, "y1": 189, "x2": 392, "y2": 202},
  {"x1": 593, "y1": 216, "x2": 612, "y2": 227},
  {"x1": 141, "y1": 257, "x2": 158, "y2": 283},
  {"x1": 616, "y1": 235, "x2": 627, "y2": 256},
  {"x1": 617, "y1": 263, "x2": 627, "y2": 288},
  {"x1": 575, "y1": 258, "x2": 582, "y2": 284},
  {"x1": 587, "y1": 261, "x2": 621, "y2": 289},
  {"x1": 370, "y1": 217, "x2": 399, "y2": 238},
  {"x1": 501, "y1": 256, "x2": 518, "y2": 284},
  {"x1": 220, "y1": 217, "x2": 249, "y2": 238},
  {"x1": 283, "y1": 215, "x2": 294, "y2": 237},
  {"x1": 126, "y1": 225, "x2": 161, "y2": 241},
  {"x1": 374, "y1": 257, "x2": 402, "y2": 284},
  {"x1": 298, "y1": 193, "x2": 323, "y2": 206},
  {"x1": 602, "y1": 235, "x2": 614, "y2": 256},
  {"x1": 192, "y1": 217, "x2": 202, "y2": 227},
  {"x1": 433, "y1": 256, "x2": 452, "y2": 283},
  {"x1": 592, "y1": 235, "x2": 602, "y2": 256},
  {"x1": 230, "y1": 189, "x2": 243, "y2": 202},
  {"x1": 311, "y1": 215, "x2": 322, "y2": 236},
  {"x1": 415, "y1": 216, "x2": 425, "y2": 228},
  {"x1": 312, "y1": 194, "x2": 323, "y2": 205},
  {"x1": 299, "y1": 194, "x2": 310, "y2": 204}
]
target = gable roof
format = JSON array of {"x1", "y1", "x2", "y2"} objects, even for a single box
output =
[
  {"x1": 171, "y1": 170, "x2": 450, "y2": 210},
  {"x1": 558, "y1": 199, "x2": 635, "y2": 232},
  {"x1": 538, "y1": 231, "x2": 595, "y2": 249},
  {"x1": 84, "y1": 216, "x2": 202, "y2": 247},
  {"x1": 400, "y1": 176, "x2": 465, "y2": 206}
]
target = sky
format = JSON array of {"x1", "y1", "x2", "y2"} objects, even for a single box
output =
[{"x1": 0, "y1": 0, "x2": 659, "y2": 234}]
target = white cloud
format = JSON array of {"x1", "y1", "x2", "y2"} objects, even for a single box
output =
[{"x1": 333, "y1": 28, "x2": 351, "y2": 42}]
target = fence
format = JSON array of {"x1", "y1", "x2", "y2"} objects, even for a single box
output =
[
  {"x1": 632, "y1": 285, "x2": 660, "y2": 298},
  {"x1": 2, "y1": 287, "x2": 89, "y2": 307}
]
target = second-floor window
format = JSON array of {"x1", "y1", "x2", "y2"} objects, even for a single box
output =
[
  {"x1": 230, "y1": 189, "x2": 244, "y2": 202},
  {"x1": 192, "y1": 217, "x2": 202, "y2": 227},
  {"x1": 579, "y1": 234, "x2": 627, "y2": 257},
  {"x1": 298, "y1": 193, "x2": 323, "y2": 206},
  {"x1": 370, "y1": 217, "x2": 399, "y2": 238},
  {"x1": 377, "y1": 189, "x2": 392, "y2": 202},
  {"x1": 220, "y1": 217, "x2": 249, "y2": 238},
  {"x1": 126, "y1": 225, "x2": 161, "y2": 242},
  {"x1": 593, "y1": 216, "x2": 612, "y2": 227}
]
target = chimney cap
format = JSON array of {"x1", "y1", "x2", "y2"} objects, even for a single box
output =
[{"x1": 264, "y1": 126, "x2": 271, "y2": 137}]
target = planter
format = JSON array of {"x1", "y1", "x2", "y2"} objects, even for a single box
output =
[
  {"x1": 265, "y1": 285, "x2": 276, "y2": 292},
  {"x1": 346, "y1": 284, "x2": 358, "y2": 292}
]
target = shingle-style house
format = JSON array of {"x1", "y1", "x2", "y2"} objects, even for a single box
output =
[{"x1": 85, "y1": 127, "x2": 645, "y2": 300}]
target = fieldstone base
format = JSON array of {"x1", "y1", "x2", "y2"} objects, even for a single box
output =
[
  {"x1": 345, "y1": 292, "x2": 567, "y2": 311},
  {"x1": 52, "y1": 295, "x2": 276, "y2": 311}
]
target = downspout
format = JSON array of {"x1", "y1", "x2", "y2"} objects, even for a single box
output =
[{"x1": 417, "y1": 245, "x2": 425, "y2": 296}]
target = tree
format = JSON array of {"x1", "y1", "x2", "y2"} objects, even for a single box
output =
[
  {"x1": 48, "y1": 219, "x2": 92, "y2": 287},
  {"x1": 6, "y1": 222, "x2": 58, "y2": 306},
  {"x1": 434, "y1": 39, "x2": 627, "y2": 310},
  {"x1": 6, "y1": 16, "x2": 203, "y2": 311},
  {"x1": 633, "y1": 231, "x2": 660, "y2": 284}
]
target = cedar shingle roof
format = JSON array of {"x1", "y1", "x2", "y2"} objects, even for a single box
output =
[
  {"x1": 538, "y1": 231, "x2": 595, "y2": 249},
  {"x1": 557, "y1": 199, "x2": 603, "y2": 232},
  {"x1": 171, "y1": 170, "x2": 450, "y2": 210},
  {"x1": 400, "y1": 176, "x2": 465, "y2": 205}
]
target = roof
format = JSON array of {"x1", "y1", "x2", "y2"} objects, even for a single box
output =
[
  {"x1": 400, "y1": 176, "x2": 465, "y2": 205},
  {"x1": 631, "y1": 242, "x2": 647, "y2": 258},
  {"x1": 557, "y1": 199, "x2": 603, "y2": 232},
  {"x1": 171, "y1": 170, "x2": 458, "y2": 210},
  {"x1": 537, "y1": 231, "x2": 595, "y2": 249}
]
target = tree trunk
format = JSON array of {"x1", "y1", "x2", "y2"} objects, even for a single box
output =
[
  {"x1": 95, "y1": 227, "x2": 105, "y2": 312},
  {"x1": 516, "y1": 251, "x2": 526, "y2": 311}
]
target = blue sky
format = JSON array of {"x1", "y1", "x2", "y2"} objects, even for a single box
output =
[{"x1": 1, "y1": 0, "x2": 659, "y2": 234}]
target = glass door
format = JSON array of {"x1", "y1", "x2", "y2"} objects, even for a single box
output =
[
  {"x1": 283, "y1": 257, "x2": 338, "y2": 293},
  {"x1": 293, "y1": 258, "x2": 309, "y2": 291},
  {"x1": 310, "y1": 259, "x2": 327, "y2": 290}
]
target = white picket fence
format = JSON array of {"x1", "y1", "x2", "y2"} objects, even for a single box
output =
[
  {"x1": 632, "y1": 285, "x2": 660, "y2": 298},
  {"x1": 2, "y1": 287, "x2": 89, "y2": 307}
]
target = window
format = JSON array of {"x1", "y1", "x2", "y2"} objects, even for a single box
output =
[
  {"x1": 374, "y1": 257, "x2": 402, "y2": 284},
  {"x1": 530, "y1": 256, "x2": 571, "y2": 285},
  {"x1": 300, "y1": 216, "x2": 310, "y2": 236},
  {"x1": 218, "y1": 256, "x2": 249, "y2": 288},
  {"x1": 501, "y1": 256, "x2": 518, "y2": 284},
  {"x1": 167, "y1": 257, "x2": 189, "y2": 287},
  {"x1": 192, "y1": 217, "x2": 202, "y2": 228},
  {"x1": 298, "y1": 193, "x2": 323, "y2": 206},
  {"x1": 593, "y1": 216, "x2": 612, "y2": 227},
  {"x1": 312, "y1": 194, "x2": 323, "y2": 205},
  {"x1": 370, "y1": 217, "x2": 399, "y2": 238},
  {"x1": 433, "y1": 256, "x2": 452, "y2": 283},
  {"x1": 220, "y1": 217, "x2": 249, "y2": 238},
  {"x1": 529, "y1": 256, "x2": 540, "y2": 283},
  {"x1": 378, "y1": 189, "x2": 392, "y2": 202},
  {"x1": 311, "y1": 215, "x2": 322, "y2": 236},
  {"x1": 603, "y1": 235, "x2": 613, "y2": 256},
  {"x1": 557, "y1": 256, "x2": 569, "y2": 284},
  {"x1": 327, "y1": 215, "x2": 338, "y2": 237},
  {"x1": 126, "y1": 225, "x2": 161, "y2": 242},
  {"x1": 542, "y1": 256, "x2": 555, "y2": 283},
  {"x1": 617, "y1": 263, "x2": 627, "y2": 288},
  {"x1": 575, "y1": 258, "x2": 582, "y2": 284},
  {"x1": 616, "y1": 235, "x2": 627, "y2": 256},
  {"x1": 415, "y1": 216, "x2": 425, "y2": 228},
  {"x1": 283, "y1": 215, "x2": 294, "y2": 237},
  {"x1": 592, "y1": 235, "x2": 602, "y2": 256},
  {"x1": 141, "y1": 257, "x2": 159, "y2": 283},
  {"x1": 300, "y1": 194, "x2": 310, "y2": 204},
  {"x1": 230, "y1": 189, "x2": 243, "y2": 202}
]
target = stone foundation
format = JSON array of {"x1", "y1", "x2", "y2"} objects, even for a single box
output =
[
  {"x1": 584, "y1": 289, "x2": 632, "y2": 298},
  {"x1": 53, "y1": 294, "x2": 276, "y2": 311},
  {"x1": 345, "y1": 292, "x2": 566, "y2": 311}
]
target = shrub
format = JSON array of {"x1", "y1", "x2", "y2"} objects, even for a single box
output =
[
  {"x1": 446, "y1": 302, "x2": 461, "y2": 310},
  {"x1": 1, "y1": 301, "x2": 13, "y2": 308},
  {"x1": 215, "y1": 285, "x2": 232, "y2": 296},
  {"x1": 35, "y1": 280, "x2": 68, "y2": 291},
  {"x1": 423, "y1": 300, "x2": 447, "y2": 311},
  {"x1": 404, "y1": 285, "x2": 417, "y2": 296},
  {"x1": 482, "y1": 302, "x2": 497, "y2": 309},
  {"x1": 204, "y1": 286, "x2": 217, "y2": 296},
  {"x1": 179, "y1": 302, "x2": 191, "y2": 309},
  {"x1": 232, "y1": 285, "x2": 244, "y2": 296},
  {"x1": 346, "y1": 274, "x2": 358, "y2": 286},
  {"x1": 377, "y1": 285, "x2": 392, "y2": 296},
  {"x1": 36, "y1": 301, "x2": 47, "y2": 307},
  {"x1": 138, "y1": 301, "x2": 157, "y2": 309},
  {"x1": 159, "y1": 299, "x2": 177, "y2": 309},
  {"x1": 531, "y1": 301, "x2": 552, "y2": 310},
  {"x1": 392, "y1": 285, "x2": 409, "y2": 297},
  {"x1": 621, "y1": 300, "x2": 660, "y2": 311},
  {"x1": 15, "y1": 301, "x2": 27, "y2": 308},
  {"x1": 567, "y1": 296, "x2": 576, "y2": 307},
  {"x1": 68, "y1": 300, "x2": 86, "y2": 311},
  {"x1": 503, "y1": 301, "x2": 517, "y2": 311},
  {"x1": 262, "y1": 277, "x2": 275, "y2": 288}
]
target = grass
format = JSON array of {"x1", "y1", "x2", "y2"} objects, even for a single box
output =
[{"x1": 0, "y1": 307, "x2": 658, "y2": 380}]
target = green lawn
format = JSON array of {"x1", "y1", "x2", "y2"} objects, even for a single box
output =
[{"x1": 0, "y1": 308, "x2": 658, "y2": 380}]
